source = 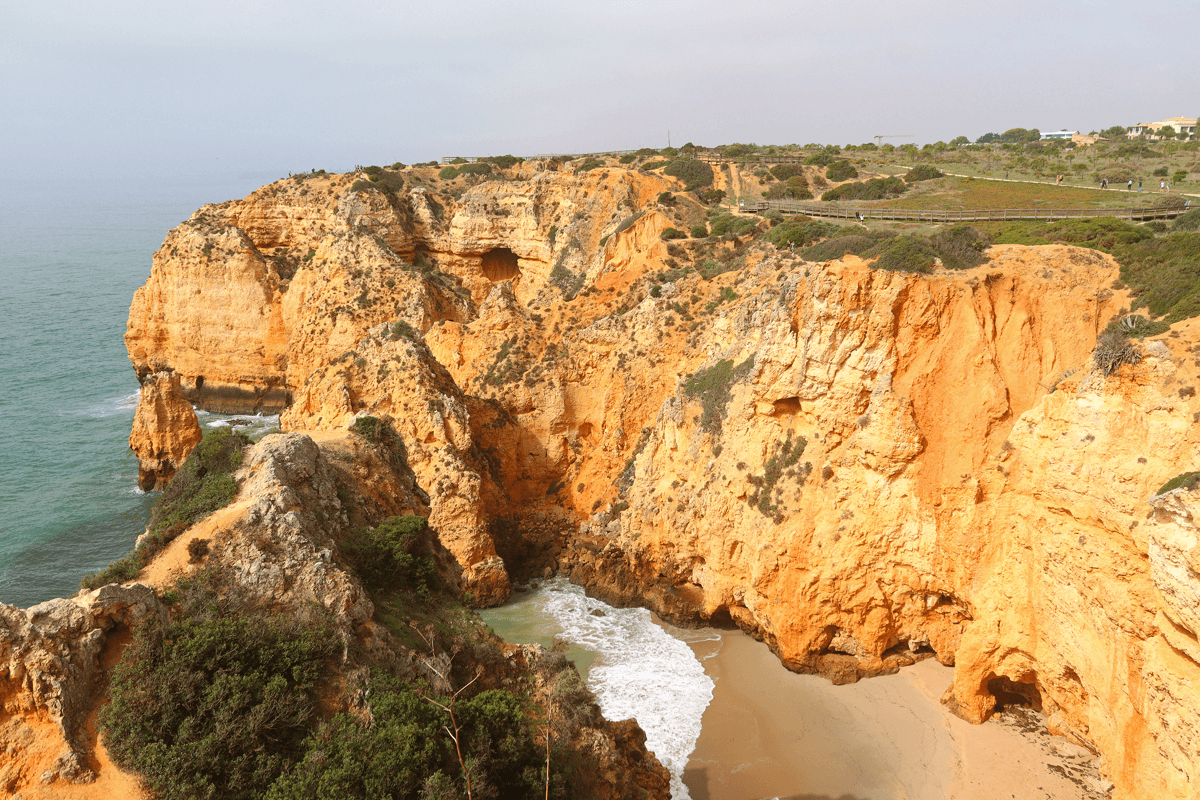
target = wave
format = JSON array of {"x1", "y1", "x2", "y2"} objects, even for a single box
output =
[
  {"x1": 74, "y1": 390, "x2": 140, "y2": 419},
  {"x1": 538, "y1": 579, "x2": 713, "y2": 800}
]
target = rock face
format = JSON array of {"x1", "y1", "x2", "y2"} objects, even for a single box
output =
[
  {"x1": 0, "y1": 584, "x2": 164, "y2": 793},
  {"x1": 1, "y1": 431, "x2": 670, "y2": 798},
  {"x1": 121, "y1": 161, "x2": 1200, "y2": 799},
  {"x1": 128, "y1": 370, "x2": 202, "y2": 490}
]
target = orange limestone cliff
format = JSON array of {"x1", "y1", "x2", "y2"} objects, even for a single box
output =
[
  {"x1": 124, "y1": 159, "x2": 1200, "y2": 799},
  {"x1": 128, "y1": 370, "x2": 202, "y2": 490}
]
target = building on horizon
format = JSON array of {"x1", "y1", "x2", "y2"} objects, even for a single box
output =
[
  {"x1": 1128, "y1": 117, "x2": 1196, "y2": 139},
  {"x1": 1041, "y1": 130, "x2": 1078, "y2": 140}
]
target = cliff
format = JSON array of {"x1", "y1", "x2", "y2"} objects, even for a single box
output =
[
  {"x1": 114, "y1": 158, "x2": 1200, "y2": 798},
  {"x1": 1, "y1": 431, "x2": 669, "y2": 798}
]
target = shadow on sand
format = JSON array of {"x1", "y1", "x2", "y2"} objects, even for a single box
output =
[{"x1": 684, "y1": 765, "x2": 868, "y2": 800}]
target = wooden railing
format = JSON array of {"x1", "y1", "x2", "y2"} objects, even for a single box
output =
[{"x1": 737, "y1": 198, "x2": 1192, "y2": 222}]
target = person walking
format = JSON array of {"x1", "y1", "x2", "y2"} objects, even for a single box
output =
[
  {"x1": 1138, "y1": 179, "x2": 1142, "y2": 192},
  {"x1": 1128, "y1": 179, "x2": 1133, "y2": 191},
  {"x1": 1161, "y1": 179, "x2": 1166, "y2": 192}
]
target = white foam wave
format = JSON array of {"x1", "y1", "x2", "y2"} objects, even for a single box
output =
[
  {"x1": 538, "y1": 580, "x2": 713, "y2": 800},
  {"x1": 76, "y1": 390, "x2": 140, "y2": 418}
]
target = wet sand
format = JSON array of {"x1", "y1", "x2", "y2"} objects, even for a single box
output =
[{"x1": 678, "y1": 628, "x2": 1105, "y2": 800}]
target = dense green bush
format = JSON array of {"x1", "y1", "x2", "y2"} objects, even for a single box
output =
[
  {"x1": 989, "y1": 217, "x2": 1151, "y2": 251},
  {"x1": 100, "y1": 579, "x2": 336, "y2": 800},
  {"x1": 803, "y1": 152, "x2": 835, "y2": 167},
  {"x1": 618, "y1": 154, "x2": 636, "y2": 164},
  {"x1": 821, "y1": 177, "x2": 907, "y2": 201},
  {"x1": 1172, "y1": 208, "x2": 1200, "y2": 232},
  {"x1": 340, "y1": 515, "x2": 438, "y2": 599},
  {"x1": 763, "y1": 177, "x2": 812, "y2": 200},
  {"x1": 764, "y1": 219, "x2": 837, "y2": 249},
  {"x1": 485, "y1": 155, "x2": 523, "y2": 169},
  {"x1": 930, "y1": 224, "x2": 993, "y2": 269},
  {"x1": 355, "y1": 167, "x2": 405, "y2": 196},
  {"x1": 660, "y1": 227, "x2": 686, "y2": 240},
  {"x1": 904, "y1": 164, "x2": 944, "y2": 183},
  {"x1": 82, "y1": 429, "x2": 250, "y2": 590},
  {"x1": 768, "y1": 164, "x2": 804, "y2": 181},
  {"x1": 870, "y1": 235, "x2": 937, "y2": 273},
  {"x1": 438, "y1": 167, "x2": 459, "y2": 180},
  {"x1": 698, "y1": 188, "x2": 726, "y2": 204},
  {"x1": 641, "y1": 160, "x2": 669, "y2": 171},
  {"x1": 657, "y1": 191, "x2": 676, "y2": 205},
  {"x1": 1153, "y1": 166, "x2": 1169, "y2": 177},
  {"x1": 709, "y1": 213, "x2": 757, "y2": 238},
  {"x1": 663, "y1": 158, "x2": 714, "y2": 191},
  {"x1": 457, "y1": 162, "x2": 493, "y2": 176},
  {"x1": 801, "y1": 232, "x2": 892, "y2": 262},
  {"x1": 1115, "y1": 232, "x2": 1200, "y2": 322},
  {"x1": 269, "y1": 681, "x2": 541, "y2": 800},
  {"x1": 690, "y1": 223, "x2": 709, "y2": 238},
  {"x1": 825, "y1": 160, "x2": 858, "y2": 182}
]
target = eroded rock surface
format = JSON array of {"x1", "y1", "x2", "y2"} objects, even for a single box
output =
[{"x1": 116, "y1": 160, "x2": 1200, "y2": 799}]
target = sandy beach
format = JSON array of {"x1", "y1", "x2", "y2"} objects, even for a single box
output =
[{"x1": 678, "y1": 627, "x2": 1109, "y2": 800}]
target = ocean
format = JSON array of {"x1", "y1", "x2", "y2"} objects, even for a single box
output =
[{"x1": 0, "y1": 173, "x2": 278, "y2": 608}]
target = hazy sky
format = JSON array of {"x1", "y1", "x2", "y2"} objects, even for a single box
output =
[{"x1": 4, "y1": 0, "x2": 1197, "y2": 181}]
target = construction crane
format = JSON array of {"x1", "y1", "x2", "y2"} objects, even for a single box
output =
[{"x1": 873, "y1": 134, "x2": 914, "y2": 146}]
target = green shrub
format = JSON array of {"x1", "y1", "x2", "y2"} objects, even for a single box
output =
[
  {"x1": 803, "y1": 152, "x2": 835, "y2": 167},
  {"x1": 457, "y1": 162, "x2": 493, "y2": 176},
  {"x1": 800, "y1": 230, "x2": 895, "y2": 262},
  {"x1": 99, "y1": 580, "x2": 336, "y2": 800},
  {"x1": 618, "y1": 154, "x2": 636, "y2": 164},
  {"x1": 438, "y1": 167, "x2": 459, "y2": 180},
  {"x1": 660, "y1": 227, "x2": 686, "y2": 240},
  {"x1": 709, "y1": 213, "x2": 757, "y2": 238},
  {"x1": 1173, "y1": 170, "x2": 1188, "y2": 184},
  {"x1": 905, "y1": 164, "x2": 944, "y2": 183},
  {"x1": 485, "y1": 155, "x2": 523, "y2": 169},
  {"x1": 747, "y1": 431, "x2": 807, "y2": 517},
  {"x1": 763, "y1": 177, "x2": 813, "y2": 200},
  {"x1": 989, "y1": 217, "x2": 1151, "y2": 252},
  {"x1": 699, "y1": 188, "x2": 726, "y2": 204},
  {"x1": 764, "y1": 219, "x2": 837, "y2": 249},
  {"x1": 770, "y1": 164, "x2": 806, "y2": 181},
  {"x1": 825, "y1": 160, "x2": 858, "y2": 182},
  {"x1": 683, "y1": 356, "x2": 755, "y2": 433},
  {"x1": 1157, "y1": 471, "x2": 1200, "y2": 495},
  {"x1": 821, "y1": 177, "x2": 907, "y2": 201},
  {"x1": 1154, "y1": 166, "x2": 1169, "y2": 177},
  {"x1": 663, "y1": 159, "x2": 714, "y2": 191},
  {"x1": 641, "y1": 160, "x2": 669, "y2": 171},
  {"x1": 340, "y1": 515, "x2": 438, "y2": 597},
  {"x1": 1172, "y1": 208, "x2": 1200, "y2": 232},
  {"x1": 690, "y1": 223, "x2": 709, "y2": 238},
  {"x1": 869, "y1": 235, "x2": 936, "y2": 273},
  {"x1": 657, "y1": 191, "x2": 676, "y2": 205},
  {"x1": 930, "y1": 225, "x2": 993, "y2": 269},
  {"x1": 1114, "y1": 232, "x2": 1200, "y2": 322}
]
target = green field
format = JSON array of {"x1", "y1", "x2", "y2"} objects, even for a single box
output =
[{"x1": 870, "y1": 176, "x2": 1175, "y2": 210}]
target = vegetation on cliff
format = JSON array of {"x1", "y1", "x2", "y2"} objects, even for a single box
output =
[{"x1": 81, "y1": 428, "x2": 249, "y2": 590}]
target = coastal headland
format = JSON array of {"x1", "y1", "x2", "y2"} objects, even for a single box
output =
[{"x1": 4, "y1": 150, "x2": 1199, "y2": 798}]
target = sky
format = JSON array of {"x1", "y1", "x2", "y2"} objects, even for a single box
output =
[{"x1": 3, "y1": 0, "x2": 1197, "y2": 181}]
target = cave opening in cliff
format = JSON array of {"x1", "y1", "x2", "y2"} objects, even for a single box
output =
[
  {"x1": 480, "y1": 247, "x2": 521, "y2": 282},
  {"x1": 987, "y1": 674, "x2": 1043, "y2": 712}
]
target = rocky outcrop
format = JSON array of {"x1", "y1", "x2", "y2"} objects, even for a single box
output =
[
  {"x1": 121, "y1": 158, "x2": 1200, "y2": 798},
  {"x1": 128, "y1": 370, "x2": 202, "y2": 490},
  {"x1": 0, "y1": 584, "x2": 164, "y2": 793}
]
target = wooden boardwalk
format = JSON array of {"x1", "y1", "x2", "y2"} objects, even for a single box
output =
[{"x1": 738, "y1": 198, "x2": 1192, "y2": 222}]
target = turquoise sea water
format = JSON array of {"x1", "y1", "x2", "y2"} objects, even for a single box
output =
[{"x1": 0, "y1": 174, "x2": 276, "y2": 608}]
